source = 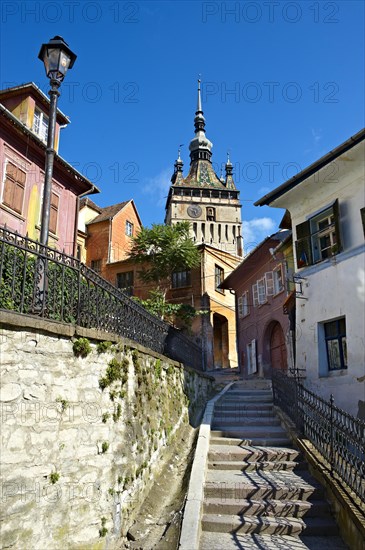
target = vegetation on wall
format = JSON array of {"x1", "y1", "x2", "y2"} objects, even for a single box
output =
[{"x1": 72, "y1": 337, "x2": 92, "y2": 358}]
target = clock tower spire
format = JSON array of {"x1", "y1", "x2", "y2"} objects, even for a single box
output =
[{"x1": 165, "y1": 80, "x2": 242, "y2": 258}]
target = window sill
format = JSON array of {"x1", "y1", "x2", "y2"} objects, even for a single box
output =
[
  {"x1": 319, "y1": 368, "x2": 348, "y2": 378},
  {"x1": 273, "y1": 288, "x2": 285, "y2": 297},
  {"x1": 0, "y1": 203, "x2": 25, "y2": 221},
  {"x1": 171, "y1": 285, "x2": 192, "y2": 290}
]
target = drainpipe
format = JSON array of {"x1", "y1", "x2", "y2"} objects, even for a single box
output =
[
  {"x1": 73, "y1": 185, "x2": 98, "y2": 258},
  {"x1": 108, "y1": 217, "x2": 112, "y2": 263},
  {"x1": 229, "y1": 288, "x2": 241, "y2": 375}
]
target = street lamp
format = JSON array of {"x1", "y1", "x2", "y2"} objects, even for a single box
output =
[
  {"x1": 38, "y1": 35, "x2": 76, "y2": 246},
  {"x1": 34, "y1": 37, "x2": 76, "y2": 315}
]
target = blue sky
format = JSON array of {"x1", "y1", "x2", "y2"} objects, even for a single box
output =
[{"x1": 1, "y1": 1, "x2": 364, "y2": 252}]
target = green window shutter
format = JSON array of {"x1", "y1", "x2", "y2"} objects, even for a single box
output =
[
  {"x1": 332, "y1": 199, "x2": 342, "y2": 253},
  {"x1": 295, "y1": 220, "x2": 312, "y2": 268}
]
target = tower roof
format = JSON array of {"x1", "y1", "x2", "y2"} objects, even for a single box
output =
[{"x1": 171, "y1": 79, "x2": 235, "y2": 190}]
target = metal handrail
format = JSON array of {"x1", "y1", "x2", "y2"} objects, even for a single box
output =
[
  {"x1": 272, "y1": 369, "x2": 365, "y2": 502},
  {"x1": 0, "y1": 227, "x2": 202, "y2": 368}
]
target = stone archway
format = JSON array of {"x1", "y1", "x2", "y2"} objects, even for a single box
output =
[
  {"x1": 213, "y1": 312, "x2": 229, "y2": 369},
  {"x1": 270, "y1": 322, "x2": 287, "y2": 372}
]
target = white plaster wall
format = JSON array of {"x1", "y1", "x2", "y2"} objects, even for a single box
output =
[
  {"x1": 271, "y1": 141, "x2": 365, "y2": 418},
  {"x1": 295, "y1": 252, "x2": 365, "y2": 417}
]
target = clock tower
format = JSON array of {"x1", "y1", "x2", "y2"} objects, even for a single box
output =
[{"x1": 165, "y1": 80, "x2": 243, "y2": 257}]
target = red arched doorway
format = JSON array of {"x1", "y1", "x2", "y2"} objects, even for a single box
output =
[{"x1": 270, "y1": 323, "x2": 287, "y2": 371}]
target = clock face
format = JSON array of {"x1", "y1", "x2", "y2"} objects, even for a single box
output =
[{"x1": 187, "y1": 205, "x2": 202, "y2": 218}]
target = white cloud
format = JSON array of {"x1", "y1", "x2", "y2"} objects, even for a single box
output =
[
  {"x1": 242, "y1": 217, "x2": 276, "y2": 254},
  {"x1": 142, "y1": 167, "x2": 172, "y2": 207},
  {"x1": 311, "y1": 128, "x2": 322, "y2": 143}
]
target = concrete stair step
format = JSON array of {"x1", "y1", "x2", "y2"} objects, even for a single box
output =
[
  {"x1": 210, "y1": 434, "x2": 293, "y2": 446},
  {"x1": 233, "y1": 380, "x2": 272, "y2": 389},
  {"x1": 203, "y1": 497, "x2": 330, "y2": 518},
  {"x1": 214, "y1": 404, "x2": 274, "y2": 412},
  {"x1": 201, "y1": 513, "x2": 305, "y2": 536},
  {"x1": 205, "y1": 470, "x2": 323, "y2": 500},
  {"x1": 199, "y1": 531, "x2": 348, "y2": 550},
  {"x1": 222, "y1": 389, "x2": 273, "y2": 395},
  {"x1": 212, "y1": 416, "x2": 281, "y2": 426},
  {"x1": 208, "y1": 443, "x2": 299, "y2": 462},
  {"x1": 211, "y1": 425, "x2": 286, "y2": 434},
  {"x1": 219, "y1": 395, "x2": 273, "y2": 403},
  {"x1": 208, "y1": 459, "x2": 299, "y2": 471}
]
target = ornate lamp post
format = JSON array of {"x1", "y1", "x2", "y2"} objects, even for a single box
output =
[
  {"x1": 35, "y1": 37, "x2": 76, "y2": 314},
  {"x1": 38, "y1": 35, "x2": 77, "y2": 245}
]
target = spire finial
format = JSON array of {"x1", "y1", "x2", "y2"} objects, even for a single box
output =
[
  {"x1": 178, "y1": 144, "x2": 184, "y2": 160},
  {"x1": 226, "y1": 150, "x2": 231, "y2": 165},
  {"x1": 197, "y1": 76, "x2": 202, "y2": 113}
]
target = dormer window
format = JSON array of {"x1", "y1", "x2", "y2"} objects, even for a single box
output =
[{"x1": 33, "y1": 108, "x2": 49, "y2": 143}]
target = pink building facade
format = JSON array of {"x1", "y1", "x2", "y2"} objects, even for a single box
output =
[
  {"x1": 0, "y1": 83, "x2": 98, "y2": 254},
  {"x1": 221, "y1": 230, "x2": 295, "y2": 379}
]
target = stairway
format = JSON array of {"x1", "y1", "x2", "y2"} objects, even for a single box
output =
[{"x1": 199, "y1": 382, "x2": 347, "y2": 549}]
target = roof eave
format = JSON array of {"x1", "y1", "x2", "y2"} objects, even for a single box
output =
[{"x1": 255, "y1": 128, "x2": 365, "y2": 207}]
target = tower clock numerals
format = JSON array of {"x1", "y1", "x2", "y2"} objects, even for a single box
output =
[{"x1": 187, "y1": 205, "x2": 202, "y2": 218}]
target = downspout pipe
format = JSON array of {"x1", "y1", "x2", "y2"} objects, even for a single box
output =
[{"x1": 73, "y1": 185, "x2": 99, "y2": 258}]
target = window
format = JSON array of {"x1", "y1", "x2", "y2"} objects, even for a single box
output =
[
  {"x1": 33, "y1": 108, "x2": 49, "y2": 142},
  {"x1": 273, "y1": 265, "x2": 284, "y2": 294},
  {"x1": 125, "y1": 221, "x2": 133, "y2": 236},
  {"x1": 207, "y1": 207, "x2": 215, "y2": 221},
  {"x1": 295, "y1": 200, "x2": 341, "y2": 268},
  {"x1": 117, "y1": 271, "x2": 134, "y2": 295},
  {"x1": 324, "y1": 318, "x2": 347, "y2": 371},
  {"x1": 361, "y1": 207, "x2": 365, "y2": 238},
  {"x1": 49, "y1": 192, "x2": 59, "y2": 234},
  {"x1": 76, "y1": 244, "x2": 81, "y2": 261},
  {"x1": 2, "y1": 161, "x2": 26, "y2": 214},
  {"x1": 238, "y1": 291, "x2": 249, "y2": 318},
  {"x1": 38, "y1": 190, "x2": 59, "y2": 235},
  {"x1": 215, "y1": 265, "x2": 224, "y2": 292},
  {"x1": 91, "y1": 259, "x2": 101, "y2": 273},
  {"x1": 172, "y1": 270, "x2": 191, "y2": 289}
]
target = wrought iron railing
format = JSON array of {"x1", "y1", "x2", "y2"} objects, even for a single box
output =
[
  {"x1": 272, "y1": 369, "x2": 365, "y2": 502},
  {"x1": 0, "y1": 227, "x2": 202, "y2": 369},
  {"x1": 164, "y1": 326, "x2": 204, "y2": 372}
]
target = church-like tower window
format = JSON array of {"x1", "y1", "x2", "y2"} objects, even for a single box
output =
[
  {"x1": 210, "y1": 223, "x2": 214, "y2": 242},
  {"x1": 218, "y1": 224, "x2": 221, "y2": 242},
  {"x1": 225, "y1": 225, "x2": 229, "y2": 241},
  {"x1": 207, "y1": 207, "x2": 215, "y2": 221},
  {"x1": 193, "y1": 223, "x2": 197, "y2": 241},
  {"x1": 201, "y1": 223, "x2": 205, "y2": 241}
]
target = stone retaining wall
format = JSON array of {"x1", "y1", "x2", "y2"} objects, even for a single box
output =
[{"x1": 0, "y1": 312, "x2": 214, "y2": 549}]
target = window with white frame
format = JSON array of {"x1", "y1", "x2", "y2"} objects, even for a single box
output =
[
  {"x1": 238, "y1": 291, "x2": 249, "y2": 318},
  {"x1": 252, "y1": 278, "x2": 266, "y2": 306},
  {"x1": 295, "y1": 200, "x2": 341, "y2": 268},
  {"x1": 2, "y1": 160, "x2": 26, "y2": 214},
  {"x1": 273, "y1": 265, "x2": 284, "y2": 294},
  {"x1": 125, "y1": 220, "x2": 133, "y2": 236},
  {"x1": 33, "y1": 108, "x2": 49, "y2": 143}
]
